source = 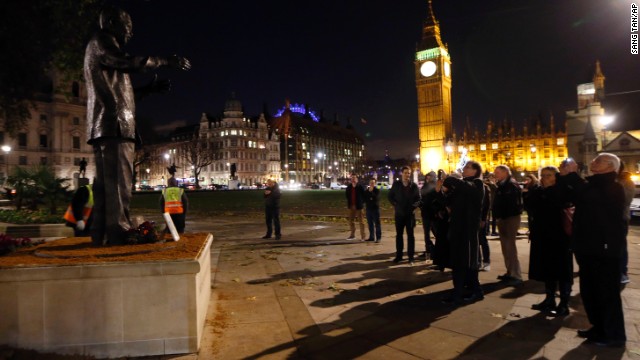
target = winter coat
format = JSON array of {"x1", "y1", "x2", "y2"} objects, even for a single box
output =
[
  {"x1": 442, "y1": 176, "x2": 484, "y2": 269},
  {"x1": 346, "y1": 183, "x2": 365, "y2": 209},
  {"x1": 524, "y1": 185, "x2": 573, "y2": 282},
  {"x1": 557, "y1": 172, "x2": 626, "y2": 260},
  {"x1": 388, "y1": 180, "x2": 420, "y2": 217},
  {"x1": 363, "y1": 186, "x2": 380, "y2": 209},
  {"x1": 492, "y1": 176, "x2": 523, "y2": 219},
  {"x1": 264, "y1": 183, "x2": 281, "y2": 208}
]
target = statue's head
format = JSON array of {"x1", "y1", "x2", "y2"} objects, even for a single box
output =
[{"x1": 99, "y1": 6, "x2": 133, "y2": 44}]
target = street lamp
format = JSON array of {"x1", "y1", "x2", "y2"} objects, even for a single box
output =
[
  {"x1": 145, "y1": 168, "x2": 150, "y2": 184},
  {"x1": 600, "y1": 115, "x2": 614, "y2": 149},
  {"x1": 1, "y1": 145, "x2": 10, "y2": 183},
  {"x1": 445, "y1": 145, "x2": 453, "y2": 172}
]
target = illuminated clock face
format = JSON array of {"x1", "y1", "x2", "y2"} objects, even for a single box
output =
[
  {"x1": 420, "y1": 61, "x2": 437, "y2": 77},
  {"x1": 444, "y1": 62, "x2": 451, "y2": 77}
]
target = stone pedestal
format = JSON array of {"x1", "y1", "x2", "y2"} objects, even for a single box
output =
[{"x1": 0, "y1": 233, "x2": 213, "y2": 358}]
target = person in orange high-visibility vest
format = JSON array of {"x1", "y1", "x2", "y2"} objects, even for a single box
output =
[
  {"x1": 64, "y1": 184, "x2": 94, "y2": 236},
  {"x1": 159, "y1": 177, "x2": 189, "y2": 233}
]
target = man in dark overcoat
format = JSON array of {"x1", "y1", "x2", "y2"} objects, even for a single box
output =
[
  {"x1": 440, "y1": 161, "x2": 485, "y2": 304},
  {"x1": 557, "y1": 154, "x2": 626, "y2": 347}
]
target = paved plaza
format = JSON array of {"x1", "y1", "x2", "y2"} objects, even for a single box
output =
[{"x1": 136, "y1": 213, "x2": 640, "y2": 360}]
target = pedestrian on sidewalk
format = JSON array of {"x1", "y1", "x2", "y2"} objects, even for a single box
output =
[
  {"x1": 431, "y1": 170, "x2": 453, "y2": 271},
  {"x1": 440, "y1": 161, "x2": 485, "y2": 305},
  {"x1": 525, "y1": 166, "x2": 573, "y2": 317},
  {"x1": 262, "y1": 179, "x2": 281, "y2": 240},
  {"x1": 557, "y1": 154, "x2": 626, "y2": 347},
  {"x1": 485, "y1": 174, "x2": 498, "y2": 236},
  {"x1": 419, "y1": 171, "x2": 437, "y2": 259},
  {"x1": 492, "y1": 165, "x2": 524, "y2": 286},
  {"x1": 345, "y1": 174, "x2": 366, "y2": 240},
  {"x1": 617, "y1": 162, "x2": 634, "y2": 284},
  {"x1": 388, "y1": 166, "x2": 421, "y2": 265},
  {"x1": 364, "y1": 179, "x2": 382, "y2": 242},
  {"x1": 478, "y1": 178, "x2": 491, "y2": 271},
  {"x1": 160, "y1": 177, "x2": 189, "y2": 233}
]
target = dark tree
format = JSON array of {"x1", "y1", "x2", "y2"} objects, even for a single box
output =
[{"x1": 0, "y1": 0, "x2": 102, "y2": 135}]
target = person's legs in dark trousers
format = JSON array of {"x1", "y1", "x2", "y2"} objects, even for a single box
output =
[
  {"x1": 366, "y1": 208, "x2": 375, "y2": 240},
  {"x1": 374, "y1": 207, "x2": 381, "y2": 240},
  {"x1": 421, "y1": 212, "x2": 434, "y2": 256},
  {"x1": 394, "y1": 214, "x2": 405, "y2": 261},
  {"x1": 406, "y1": 214, "x2": 415, "y2": 261},
  {"x1": 450, "y1": 267, "x2": 465, "y2": 302},
  {"x1": 579, "y1": 255, "x2": 625, "y2": 343},
  {"x1": 490, "y1": 211, "x2": 497, "y2": 235},
  {"x1": 478, "y1": 222, "x2": 490, "y2": 267},
  {"x1": 621, "y1": 221, "x2": 629, "y2": 280},
  {"x1": 91, "y1": 139, "x2": 133, "y2": 245},
  {"x1": 170, "y1": 213, "x2": 185, "y2": 233},
  {"x1": 273, "y1": 206, "x2": 281, "y2": 237},
  {"x1": 466, "y1": 268, "x2": 483, "y2": 298},
  {"x1": 265, "y1": 206, "x2": 273, "y2": 237},
  {"x1": 533, "y1": 281, "x2": 556, "y2": 311}
]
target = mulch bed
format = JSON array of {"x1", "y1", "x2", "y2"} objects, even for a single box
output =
[{"x1": 0, "y1": 233, "x2": 211, "y2": 269}]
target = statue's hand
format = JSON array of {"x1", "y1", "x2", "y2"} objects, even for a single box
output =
[{"x1": 168, "y1": 55, "x2": 191, "y2": 71}]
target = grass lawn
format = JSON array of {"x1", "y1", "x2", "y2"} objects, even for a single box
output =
[{"x1": 132, "y1": 189, "x2": 397, "y2": 218}]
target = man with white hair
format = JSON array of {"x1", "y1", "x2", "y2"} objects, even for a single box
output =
[{"x1": 558, "y1": 153, "x2": 626, "y2": 347}]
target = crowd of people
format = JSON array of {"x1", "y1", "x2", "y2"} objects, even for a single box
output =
[{"x1": 65, "y1": 151, "x2": 631, "y2": 348}]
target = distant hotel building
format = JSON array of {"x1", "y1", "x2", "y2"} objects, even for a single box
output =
[
  {"x1": 141, "y1": 95, "x2": 366, "y2": 188},
  {"x1": 269, "y1": 100, "x2": 366, "y2": 184}
]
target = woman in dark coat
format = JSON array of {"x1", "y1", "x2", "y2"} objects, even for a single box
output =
[
  {"x1": 429, "y1": 173, "x2": 450, "y2": 271},
  {"x1": 440, "y1": 161, "x2": 485, "y2": 304},
  {"x1": 525, "y1": 166, "x2": 573, "y2": 316}
]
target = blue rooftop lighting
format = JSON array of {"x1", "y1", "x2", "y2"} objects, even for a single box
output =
[{"x1": 274, "y1": 103, "x2": 320, "y2": 122}]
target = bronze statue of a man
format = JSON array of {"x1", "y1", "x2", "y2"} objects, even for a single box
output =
[{"x1": 84, "y1": 6, "x2": 190, "y2": 245}]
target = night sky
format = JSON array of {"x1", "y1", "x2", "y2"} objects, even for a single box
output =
[{"x1": 113, "y1": 0, "x2": 640, "y2": 159}]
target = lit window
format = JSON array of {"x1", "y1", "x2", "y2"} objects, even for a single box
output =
[
  {"x1": 230, "y1": 130, "x2": 237, "y2": 135},
  {"x1": 458, "y1": 146, "x2": 464, "y2": 152},
  {"x1": 469, "y1": 145, "x2": 475, "y2": 151},
  {"x1": 220, "y1": 131, "x2": 224, "y2": 137},
  {"x1": 480, "y1": 144, "x2": 486, "y2": 151},
  {"x1": 557, "y1": 138, "x2": 565, "y2": 145},
  {"x1": 491, "y1": 143, "x2": 498, "y2": 150}
]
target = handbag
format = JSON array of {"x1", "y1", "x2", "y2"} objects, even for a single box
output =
[{"x1": 562, "y1": 206, "x2": 575, "y2": 236}]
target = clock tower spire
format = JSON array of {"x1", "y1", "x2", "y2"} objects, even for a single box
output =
[{"x1": 415, "y1": 0, "x2": 452, "y2": 172}]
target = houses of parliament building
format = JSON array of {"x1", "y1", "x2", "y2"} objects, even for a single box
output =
[{"x1": 416, "y1": 1, "x2": 618, "y2": 176}]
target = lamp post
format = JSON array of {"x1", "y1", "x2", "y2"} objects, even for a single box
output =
[
  {"x1": 145, "y1": 168, "x2": 150, "y2": 185},
  {"x1": 600, "y1": 115, "x2": 614, "y2": 150},
  {"x1": 313, "y1": 159, "x2": 318, "y2": 182},
  {"x1": 1, "y1": 145, "x2": 10, "y2": 183},
  {"x1": 445, "y1": 145, "x2": 453, "y2": 172}
]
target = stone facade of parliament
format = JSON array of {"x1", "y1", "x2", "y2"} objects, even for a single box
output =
[{"x1": 415, "y1": 2, "x2": 637, "y2": 176}]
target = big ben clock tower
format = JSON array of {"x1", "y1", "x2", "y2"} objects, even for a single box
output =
[{"x1": 416, "y1": 0, "x2": 452, "y2": 172}]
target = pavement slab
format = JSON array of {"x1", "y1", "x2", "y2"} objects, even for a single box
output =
[{"x1": 130, "y1": 214, "x2": 640, "y2": 359}]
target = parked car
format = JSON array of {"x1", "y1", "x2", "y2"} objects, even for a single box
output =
[
  {"x1": 376, "y1": 181, "x2": 391, "y2": 190},
  {"x1": 329, "y1": 182, "x2": 347, "y2": 190},
  {"x1": 630, "y1": 195, "x2": 640, "y2": 219}
]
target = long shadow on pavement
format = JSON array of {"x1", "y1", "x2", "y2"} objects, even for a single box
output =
[{"x1": 244, "y1": 282, "x2": 515, "y2": 359}]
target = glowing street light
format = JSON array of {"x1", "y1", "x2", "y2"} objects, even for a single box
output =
[
  {"x1": 600, "y1": 115, "x2": 614, "y2": 148},
  {"x1": 445, "y1": 145, "x2": 453, "y2": 172},
  {"x1": 1, "y1": 145, "x2": 10, "y2": 182}
]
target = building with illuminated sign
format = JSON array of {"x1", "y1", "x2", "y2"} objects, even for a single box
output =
[{"x1": 269, "y1": 100, "x2": 366, "y2": 184}]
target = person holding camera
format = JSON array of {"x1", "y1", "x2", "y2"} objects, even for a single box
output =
[
  {"x1": 388, "y1": 166, "x2": 421, "y2": 265},
  {"x1": 557, "y1": 155, "x2": 626, "y2": 347},
  {"x1": 439, "y1": 161, "x2": 485, "y2": 305}
]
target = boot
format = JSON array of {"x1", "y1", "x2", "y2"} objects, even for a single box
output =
[
  {"x1": 550, "y1": 299, "x2": 569, "y2": 317},
  {"x1": 531, "y1": 295, "x2": 555, "y2": 311},
  {"x1": 551, "y1": 283, "x2": 571, "y2": 317},
  {"x1": 532, "y1": 282, "x2": 556, "y2": 311}
]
